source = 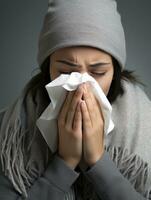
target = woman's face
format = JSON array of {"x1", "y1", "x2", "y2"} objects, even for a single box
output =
[{"x1": 49, "y1": 46, "x2": 114, "y2": 96}]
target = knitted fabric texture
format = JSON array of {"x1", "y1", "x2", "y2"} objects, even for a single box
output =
[{"x1": 37, "y1": 0, "x2": 126, "y2": 70}]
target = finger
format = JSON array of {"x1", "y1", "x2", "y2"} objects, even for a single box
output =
[
  {"x1": 89, "y1": 87, "x2": 104, "y2": 122},
  {"x1": 80, "y1": 100, "x2": 92, "y2": 130},
  {"x1": 84, "y1": 83, "x2": 104, "y2": 126},
  {"x1": 73, "y1": 101, "x2": 82, "y2": 130},
  {"x1": 59, "y1": 90, "x2": 75, "y2": 125},
  {"x1": 87, "y1": 83, "x2": 103, "y2": 116},
  {"x1": 66, "y1": 85, "x2": 84, "y2": 127},
  {"x1": 83, "y1": 83, "x2": 96, "y2": 123},
  {"x1": 96, "y1": 99, "x2": 104, "y2": 123}
]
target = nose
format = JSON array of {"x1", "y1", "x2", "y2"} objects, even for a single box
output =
[{"x1": 76, "y1": 65, "x2": 89, "y2": 74}]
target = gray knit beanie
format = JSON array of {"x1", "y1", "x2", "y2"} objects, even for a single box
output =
[{"x1": 37, "y1": 0, "x2": 126, "y2": 70}]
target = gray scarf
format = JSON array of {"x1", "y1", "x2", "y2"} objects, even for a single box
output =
[
  {"x1": 0, "y1": 84, "x2": 51, "y2": 197},
  {"x1": 0, "y1": 79, "x2": 151, "y2": 199}
]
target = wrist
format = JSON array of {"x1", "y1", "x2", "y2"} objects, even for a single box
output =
[
  {"x1": 58, "y1": 155, "x2": 78, "y2": 170},
  {"x1": 87, "y1": 150, "x2": 105, "y2": 167}
]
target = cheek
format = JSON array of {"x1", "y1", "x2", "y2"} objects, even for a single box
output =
[
  {"x1": 99, "y1": 82, "x2": 111, "y2": 96},
  {"x1": 50, "y1": 67, "x2": 60, "y2": 80},
  {"x1": 103, "y1": 80, "x2": 112, "y2": 96},
  {"x1": 96, "y1": 75, "x2": 113, "y2": 96}
]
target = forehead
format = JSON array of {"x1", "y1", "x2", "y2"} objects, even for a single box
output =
[{"x1": 50, "y1": 46, "x2": 111, "y2": 61}]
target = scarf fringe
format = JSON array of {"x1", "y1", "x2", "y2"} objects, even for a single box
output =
[
  {"x1": 0, "y1": 116, "x2": 35, "y2": 198},
  {"x1": 0, "y1": 86, "x2": 50, "y2": 198},
  {"x1": 0, "y1": 102, "x2": 37, "y2": 198},
  {"x1": 106, "y1": 145, "x2": 151, "y2": 199}
]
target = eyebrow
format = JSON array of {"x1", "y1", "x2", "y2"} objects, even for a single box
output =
[{"x1": 56, "y1": 59, "x2": 110, "y2": 67}]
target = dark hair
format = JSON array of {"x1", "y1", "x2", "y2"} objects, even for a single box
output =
[
  {"x1": 107, "y1": 57, "x2": 146, "y2": 103},
  {"x1": 25, "y1": 56, "x2": 145, "y2": 105}
]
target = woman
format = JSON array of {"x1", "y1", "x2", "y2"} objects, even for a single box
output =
[{"x1": 0, "y1": 0, "x2": 151, "y2": 199}]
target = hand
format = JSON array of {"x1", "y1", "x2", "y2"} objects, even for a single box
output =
[
  {"x1": 81, "y1": 82, "x2": 105, "y2": 167},
  {"x1": 57, "y1": 84, "x2": 84, "y2": 170}
]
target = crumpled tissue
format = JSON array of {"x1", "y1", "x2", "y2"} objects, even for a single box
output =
[{"x1": 36, "y1": 72, "x2": 114, "y2": 169}]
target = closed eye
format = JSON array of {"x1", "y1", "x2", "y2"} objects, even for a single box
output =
[
  {"x1": 90, "y1": 72, "x2": 106, "y2": 76},
  {"x1": 59, "y1": 71, "x2": 106, "y2": 76},
  {"x1": 59, "y1": 71, "x2": 71, "y2": 74}
]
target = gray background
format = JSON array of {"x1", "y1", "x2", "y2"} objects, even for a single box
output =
[{"x1": 0, "y1": 0, "x2": 151, "y2": 110}]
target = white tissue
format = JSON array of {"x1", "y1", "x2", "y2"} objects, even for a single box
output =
[{"x1": 36, "y1": 72, "x2": 114, "y2": 156}]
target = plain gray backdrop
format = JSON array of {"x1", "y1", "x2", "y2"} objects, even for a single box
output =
[{"x1": 0, "y1": 0, "x2": 151, "y2": 110}]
